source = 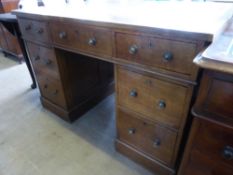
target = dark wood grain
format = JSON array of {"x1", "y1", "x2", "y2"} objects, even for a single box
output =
[
  {"x1": 117, "y1": 108, "x2": 177, "y2": 166},
  {"x1": 0, "y1": 0, "x2": 22, "y2": 60},
  {"x1": 178, "y1": 70, "x2": 233, "y2": 175}
]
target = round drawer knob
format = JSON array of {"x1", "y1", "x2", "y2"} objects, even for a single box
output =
[
  {"x1": 37, "y1": 28, "x2": 44, "y2": 34},
  {"x1": 223, "y1": 146, "x2": 233, "y2": 160},
  {"x1": 129, "y1": 89, "x2": 137, "y2": 97},
  {"x1": 88, "y1": 38, "x2": 96, "y2": 46},
  {"x1": 153, "y1": 139, "x2": 161, "y2": 147},
  {"x1": 52, "y1": 90, "x2": 58, "y2": 96},
  {"x1": 163, "y1": 52, "x2": 173, "y2": 62},
  {"x1": 129, "y1": 45, "x2": 138, "y2": 55},
  {"x1": 158, "y1": 100, "x2": 166, "y2": 109},
  {"x1": 25, "y1": 24, "x2": 31, "y2": 31},
  {"x1": 34, "y1": 55, "x2": 40, "y2": 61},
  {"x1": 45, "y1": 59, "x2": 52, "y2": 65},
  {"x1": 59, "y1": 32, "x2": 67, "y2": 39},
  {"x1": 128, "y1": 128, "x2": 136, "y2": 135},
  {"x1": 44, "y1": 84, "x2": 48, "y2": 89}
]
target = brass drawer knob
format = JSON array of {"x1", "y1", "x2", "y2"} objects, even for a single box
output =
[
  {"x1": 44, "y1": 59, "x2": 52, "y2": 65},
  {"x1": 44, "y1": 84, "x2": 48, "y2": 89},
  {"x1": 163, "y1": 52, "x2": 173, "y2": 62},
  {"x1": 153, "y1": 138, "x2": 161, "y2": 147},
  {"x1": 34, "y1": 55, "x2": 40, "y2": 61},
  {"x1": 129, "y1": 89, "x2": 137, "y2": 97},
  {"x1": 59, "y1": 31, "x2": 67, "y2": 39},
  {"x1": 37, "y1": 28, "x2": 44, "y2": 34},
  {"x1": 25, "y1": 24, "x2": 32, "y2": 31},
  {"x1": 128, "y1": 128, "x2": 136, "y2": 135},
  {"x1": 52, "y1": 90, "x2": 58, "y2": 96},
  {"x1": 129, "y1": 45, "x2": 138, "y2": 55},
  {"x1": 222, "y1": 146, "x2": 233, "y2": 160},
  {"x1": 158, "y1": 100, "x2": 166, "y2": 109},
  {"x1": 88, "y1": 38, "x2": 96, "y2": 46}
]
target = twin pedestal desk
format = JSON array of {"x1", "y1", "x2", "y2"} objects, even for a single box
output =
[{"x1": 14, "y1": 3, "x2": 233, "y2": 175}]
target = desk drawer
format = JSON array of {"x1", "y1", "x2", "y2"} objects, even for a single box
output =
[
  {"x1": 37, "y1": 76, "x2": 67, "y2": 108},
  {"x1": 117, "y1": 108, "x2": 177, "y2": 165},
  {"x1": 193, "y1": 118, "x2": 233, "y2": 168},
  {"x1": 27, "y1": 42, "x2": 59, "y2": 80},
  {"x1": 116, "y1": 67, "x2": 189, "y2": 129},
  {"x1": 18, "y1": 18, "x2": 50, "y2": 43},
  {"x1": 50, "y1": 22, "x2": 112, "y2": 57},
  {"x1": 115, "y1": 33, "x2": 197, "y2": 76}
]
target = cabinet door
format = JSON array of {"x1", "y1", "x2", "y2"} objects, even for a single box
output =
[{"x1": 0, "y1": 24, "x2": 8, "y2": 49}]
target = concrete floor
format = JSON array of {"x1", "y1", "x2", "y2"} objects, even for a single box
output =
[{"x1": 0, "y1": 53, "x2": 154, "y2": 175}]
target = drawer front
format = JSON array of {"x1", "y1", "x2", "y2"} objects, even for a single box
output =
[
  {"x1": 37, "y1": 76, "x2": 67, "y2": 108},
  {"x1": 115, "y1": 33, "x2": 197, "y2": 76},
  {"x1": 183, "y1": 149, "x2": 233, "y2": 175},
  {"x1": 116, "y1": 67, "x2": 188, "y2": 129},
  {"x1": 27, "y1": 42, "x2": 59, "y2": 80},
  {"x1": 203, "y1": 74, "x2": 233, "y2": 118},
  {"x1": 50, "y1": 22, "x2": 112, "y2": 57},
  {"x1": 193, "y1": 118, "x2": 233, "y2": 168},
  {"x1": 18, "y1": 18, "x2": 50, "y2": 43},
  {"x1": 117, "y1": 109, "x2": 177, "y2": 165}
]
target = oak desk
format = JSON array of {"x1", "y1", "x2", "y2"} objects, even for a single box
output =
[{"x1": 13, "y1": 2, "x2": 233, "y2": 175}]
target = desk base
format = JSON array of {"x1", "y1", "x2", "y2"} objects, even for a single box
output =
[{"x1": 41, "y1": 82, "x2": 115, "y2": 123}]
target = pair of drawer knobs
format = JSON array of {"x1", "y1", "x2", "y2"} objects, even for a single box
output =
[
  {"x1": 128, "y1": 128, "x2": 161, "y2": 147},
  {"x1": 25, "y1": 25, "x2": 44, "y2": 34},
  {"x1": 130, "y1": 89, "x2": 166, "y2": 109},
  {"x1": 34, "y1": 56, "x2": 52, "y2": 65},
  {"x1": 129, "y1": 45, "x2": 173, "y2": 62},
  {"x1": 58, "y1": 32, "x2": 97, "y2": 46}
]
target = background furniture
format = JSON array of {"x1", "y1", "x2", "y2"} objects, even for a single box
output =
[
  {"x1": 13, "y1": 2, "x2": 233, "y2": 175},
  {"x1": 178, "y1": 18, "x2": 233, "y2": 175},
  {"x1": 0, "y1": 0, "x2": 22, "y2": 62},
  {"x1": 0, "y1": 13, "x2": 36, "y2": 88}
]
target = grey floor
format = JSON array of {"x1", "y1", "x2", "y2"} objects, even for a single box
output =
[{"x1": 0, "y1": 53, "x2": 154, "y2": 175}]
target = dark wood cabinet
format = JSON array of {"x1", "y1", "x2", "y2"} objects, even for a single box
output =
[
  {"x1": 178, "y1": 70, "x2": 233, "y2": 175},
  {"x1": 0, "y1": 0, "x2": 22, "y2": 61}
]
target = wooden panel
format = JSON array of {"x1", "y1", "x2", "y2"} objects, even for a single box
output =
[
  {"x1": 117, "y1": 108, "x2": 177, "y2": 165},
  {"x1": 116, "y1": 66, "x2": 189, "y2": 129},
  {"x1": 37, "y1": 76, "x2": 67, "y2": 108},
  {"x1": 0, "y1": 24, "x2": 8, "y2": 49},
  {"x1": 205, "y1": 78, "x2": 233, "y2": 118},
  {"x1": 116, "y1": 140, "x2": 175, "y2": 175},
  {"x1": 115, "y1": 32, "x2": 197, "y2": 77},
  {"x1": 18, "y1": 18, "x2": 51, "y2": 43},
  {"x1": 50, "y1": 21, "x2": 112, "y2": 57},
  {"x1": 183, "y1": 149, "x2": 233, "y2": 175},
  {"x1": 193, "y1": 118, "x2": 233, "y2": 168},
  {"x1": 0, "y1": 0, "x2": 19, "y2": 13},
  {"x1": 26, "y1": 42, "x2": 59, "y2": 80}
]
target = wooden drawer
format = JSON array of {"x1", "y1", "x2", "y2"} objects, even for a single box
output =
[
  {"x1": 197, "y1": 71, "x2": 233, "y2": 119},
  {"x1": 116, "y1": 67, "x2": 189, "y2": 129},
  {"x1": 26, "y1": 42, "x2": 60, "y2": 80},
  {"x1": 18, "y1": 18, "x2": 50, "y2": 43},
  {"x1": 117, "y1": 108, "x2": 177, "y2": 165},
  {"x1": 193, "y1": 118, "x2": 233, "y2": 168},
  {"x1": 37, "y1": 76, "x2": 67, "y2": 108},
  {"x1": 183, "y1": 149, "x2": 233, "y2": 175},
  {"x1": 115, "y1": 33, "x2": 197, "y2": 77},
  {"x1": 50, "y1": 22, "x2": 112, "y2": 57}
]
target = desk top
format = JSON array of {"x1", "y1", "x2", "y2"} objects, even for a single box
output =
[
  {"x1": 13, "y1": 1, "x2": 233, "y2": 42},
  {"x1": 194, "y1": 17, "x2": 233, "y2": 74},
  {"x1": 0, "y1": 13, "x2": 17, "y2": 22}
]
